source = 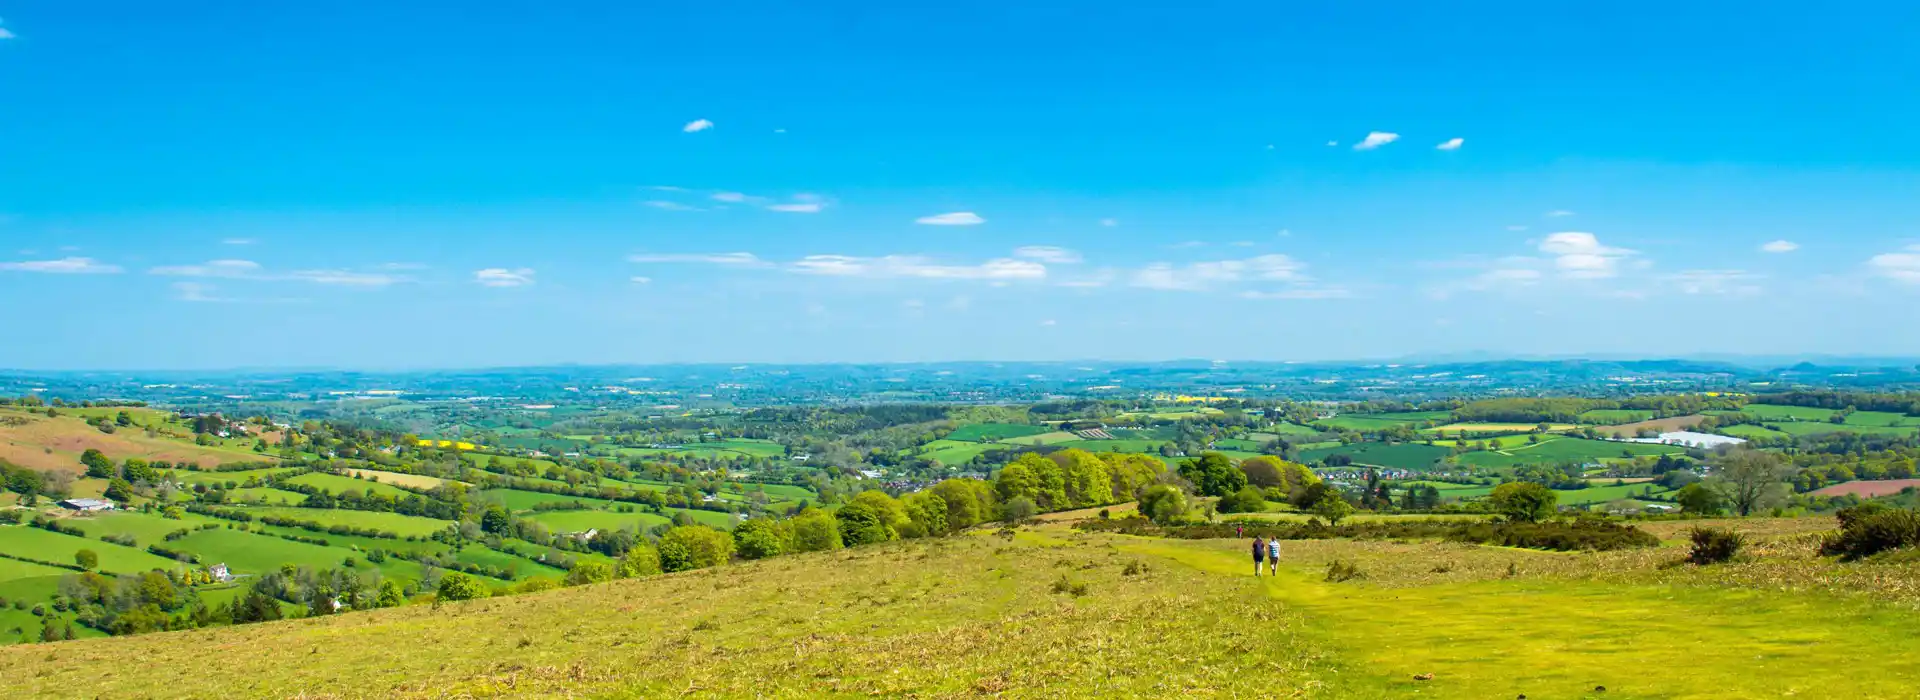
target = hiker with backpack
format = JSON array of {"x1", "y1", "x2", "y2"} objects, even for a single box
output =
[{"x1": 1251, "y1": 536, "x2": 1266, "y2": 576}]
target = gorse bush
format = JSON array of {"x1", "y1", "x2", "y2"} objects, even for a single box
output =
[
  {"x1": 1325, "y1": 559, "x2": 1364, "y2": 582},
  {"x1": 1686, "y1": 527, "x2": 1746, "y2": 565},
  {"x1": 1820, "y1": 506, "x2": 1920, "y2": 561}
]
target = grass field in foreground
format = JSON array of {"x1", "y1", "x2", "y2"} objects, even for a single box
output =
[
  {"x1": 11, "y1": 516, "x2": 1920, "y2": 698},
  {"x1": 0, "y1": 525, "x2": 183, "y2": 575}
]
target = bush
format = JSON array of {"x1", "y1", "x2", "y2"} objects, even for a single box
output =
[
  {"x1": 1217, "y1": 486, "x2": 1268, "y2": 514},
  {"x1": 1686, "y1": 527, "x2": 1746, "y2": 565},
  {"x1": 1137, "y1": 485, "x2": 1188, "y2": 525},
  {"x1": 436, "y1": 572, "x2": 490, "y2": 602},
  {"x1": 1820, "y1": 506, "x2": 1920, "y2": 561},
  {"x1": 1325, "y1": 559, "x2": 1364, "y2": 582},
  {"x1": 732, "y1": 518, "x2": 784, "y2": 560},
  {"x1": 563, "y1": 560, "x2": 615, "y2": 586},
  {"x1": 1488, "y1": 482, "x2": 1558, "y2": 523},
  {"x1": 658, "y1": 525, "x2": 734, "y2": 573},
  {"x1": 998, "y1": 497, "x2": 1038, "y2": 524},
  {"x1": 1050, "y1": 574, "x2": 1089, "y2": 597}
]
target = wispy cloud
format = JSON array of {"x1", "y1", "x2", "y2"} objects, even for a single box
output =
[
  {"x1": 1868, "y1": 245, "x2": 1920, "y2": 284},
  {"x1": 1539, "y1": 232, "x2": 1636, "y2": 279},
  {"x1": 628, "y1": 252, "x2": 770, "y2": 267},
  {"x1": 150, "y1": 259, "x2": 263, "y2": 278},
  {"x1": 222, "y1": 238, "x2": 257, "y2": 246},
  {"x1": 1436, "y1": 137, "x2": 1464, "y2": 151},
  {"x1": 791, "y1": 255, "x2": 1044, "y2": 280},
  {"x1": 766, "y1": 193, "x2": 829, "y2": 213},
  {"x1": 172, "y1": 282, "x2": 223, "y2": 302},
  {"x1": 149, "y1": 260, "x2": 406, "y2": 286},
  {"x1": 710, "y1": 192, "x2": 750, "y2": 203},
  {"x1": 1100, "y1": 218, "x2": 1119, "y2": 227},
  {"x1": 630, "y1": 276, "x2": 653, "y2": 284},
  {"x1": 1130, "y1": 254, "x2": 1306, "y2": 291},
  {"x1": 1760, "y1": 240, "x2": 1800, "y2": 253},
  {"x1": 0, "y1": 27, "x2": 14, "y2": 41},
  {"x1": 643, "y1": 200, "x2": 702, "y2": 211},
  {"x1": 683, "y1": 119, "x2": 713, "y2": 133},
  {"x1": 1545, "y1": 209, "x2": 1576, "y2": 218},
  {"x1": 474, "y1": 268, "x2": 536, "y2": 288},
  {"x1": 1353, "y1": 132, "x2": 1399, "y2": 150},
  {"x1": 0, "y1": 257, "x2": 123, "y2": 274},
  {"x1": 1012, "y1": 246, "x2": 1083, "y2": 264},
  {"x1": 1240, "y1": 287, "x2": 1352, "y2": 300},
  {"x1": 915, "y1": 212, "x2": 985, "y2": 226},
  {"x1": 1665, "y1": 270, "x2": 1761, "y2": 296}
]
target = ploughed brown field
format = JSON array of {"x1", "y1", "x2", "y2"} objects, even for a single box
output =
[{"x1": 1809, "y1": 478, "x2": 1920, "y2": 498}]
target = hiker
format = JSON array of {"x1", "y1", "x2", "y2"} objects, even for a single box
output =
[
  {"x1": 1267, "y1": 536, "x2": 1281, "y2": 575},
  {"x1": 1236, "y1": 524, "x2": 1243, "y2": 538},
  {"x1": 1251, "y1": 536, "x2": 1266, "y2": 575}
]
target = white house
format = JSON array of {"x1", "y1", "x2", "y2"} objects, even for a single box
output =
[
  {"x1": 60, "y1": 498, "x2": 116, "y2": 512},
  {"x1": 210, "y1": 563, "x2": 234, "y2": 583}
]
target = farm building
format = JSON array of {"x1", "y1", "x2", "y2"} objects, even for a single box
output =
[
  {"x1": 59, "y1": 498, "x2": 117, "y2": 512},
  {"x1": 210, "y1": 563, "x2": 234, "y2": 582}
]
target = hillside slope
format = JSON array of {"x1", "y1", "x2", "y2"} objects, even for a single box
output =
[{"x1": 0, "y1": 407, "x2": 270, "y2": 473}]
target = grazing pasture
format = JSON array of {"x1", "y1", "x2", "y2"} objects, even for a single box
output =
[
  {"x1": 224, "y1": 487, "x2": 310, "y2": 505},
  {"x1": 994, "y1": 431, "x2": 1080, "y2": 446},
  {"x1": 233, "y1": 507, "x2": 453, "y2": 538},
  {"x1": 946, "y1": 423, "x2": 1049, "y2": 442},
  {"x1": 913, "y1": 439, "x2": 1011, "y2": 466},
  {"x1": 282, "y1": 472, "x2": 416, "y2": 499},
  {"x1": 1455, "y1": 438, "x2": 1685, "y2": 468},
  {"x1": 525, "y1": 508, "x2": 672, "y2": 534},
  {"x1": 1298, "y1": 443, "x2": 1451, "y2": 471},
  {"x1": 0, "y1": 409, "x2": 272, "y2": 474},
  {"x1": 0, "y1": 526, "x2": 184, "y2": 574},
  {"x1": 1051, "y1": 439, "x2": 1170, "y2": 455},
  {"x1": 61, "y1": 510, "x2": 220, "y2": 546},
  {"x1": 1576, "y1": 409, "x2": 1654, "y2": 424},
  {"x1": 1261, "y1": 422, "x2": 1326, "y2": 439}
]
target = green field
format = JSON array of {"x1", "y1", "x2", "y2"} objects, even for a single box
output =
[
  {"x1": 1431, "y1": 433, "x2": 1541, "y2": 449},
  {"x1": 1390, "y1": 480, "x2": 1486, "y2": 492},
  {"x1": 234, "y1": 507, "x2": 453, "y2": 538},
  {"x1": 0, "y1": 526, "x2": 185, "y2": 575},
  {"x1": 1424, "y1": 422, "x2": 1577, "y2": 435},
  {"x1": 282, "y1": 472, "x2": 416, "y2": 498},
  {"x1": 946, "y1": 423, "x2": 1049, "y2": 442},
  {"x1": 1298, "y1": 442, "x2": 1452, "y2": 471},
  {"x1": 453, "y1": 545, "x2": 567, "y2": 581},
  {"x1": 525, "y1": 509, "x2": 673, "y2": 534},
  {"x1": 1577, "y1": 409, "x2": 1655, "y2": 424},
  {"x1": 914, "y1": 439, "x2": 1013, "y2": 466},
  {"x1": 1261, "y1": 422, "x2": 1326, "y2": 439},
  {"x1": 1764, "y1": 421, "x2": 1915, "y2": 437},
  {"x1": 173, "y1": 468, "x2": 298, "y2": 487},
  {"x1": 995, "y1": 430, "x2": 1081, "y2": 446},
  {"x1": 1051, "y1": 439, "x2": 1170, "y2": 455},
  {"x1": 1454, "y1": 437, "x2": 1685, "y2": 468},
  {"x1": 1719, "y1": 424, "x2": 1790, "y2": 439},
  {"x1": 480, "y1": 489, "x2": 623, "y2": 512},
  {"x1": 1741, "y1": 404, "x2": 1836, "y2": 421},
  {"x1": 225, "y1": 487, "x2": 310, "y2": 505},
  {"x1": 166, "y1": 528, "x2": 430, "y2": 583},
  {"x1": 62, "y1": 510, "x2": 220, "y2": 547}
]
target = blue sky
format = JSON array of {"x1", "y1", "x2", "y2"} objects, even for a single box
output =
[{"x1": 3, "y1": 2, "x2": 1920, "y2": 370}]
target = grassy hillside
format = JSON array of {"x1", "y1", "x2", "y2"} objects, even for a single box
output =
[
  {"x1": 7, "y1": 516, "x2": 1920, "y2": 698},
  {"x1": 0, "y1": 407, "x2": 271, "y2": 473}
]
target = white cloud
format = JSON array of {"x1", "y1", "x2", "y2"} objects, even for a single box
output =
[
  {"x1": 148, "y1": 259, "x2": 263, "y2": 278},
  {"x1": 172, "y1": 282, "x2": 221, "y2": 302},
  {"x1": 1353, "y1": 132, "x2": 1399, "y2": 150},
  {"x1": 1868, "y1": 246, "x2": 1920, "y2": 284},
  {"x1": 915, "y1": 212, "x2": 985, "y2": 226},
  {"x1": 683, "y1": 119, "x2": 713, "y2": 133},
  {"x1": 1039, "y1": 319, "x2": 1057, "y2": 327},
  {"x1": 645, "y1": 185, "x2": 688, "y2": 192},
  {"x1": 767, "y1": 193, "x2": 828, "y2": 213},
  {"x1": 222, "y1": 238, "x2": 257, "y2": 246},
  {"x1": 1326, "y1": 141, "x2": 1338, "y2": 147},
  {"x1": 0, "y1": 28, "x2": 13, "y2": 41},
  {"x1": 1760, "y1": 240, "x2": 1800, "y2": 254},
  {"x1": 0, "y1": 257, "x2": 123, "y2": 274},
  {"x1": 790, "y1": 255, "x2": 1045, "y2": 281},
  {"x1": 630, "y1": 276, "x2": 653, "y2": 284},
  {"x1": 474, "y1": 268, "x2": 536, "y2": 288},
  {"x1": 1665, "y1": 270, "x2": 1761, "y2": 296},
  {"x1": 1100, "y1": 218, "x2": 1119, "y2": 227},
  {"x1": 773, "y1": 128, "x2": 787, "y2": 134},
  {"x1": 643, "y1": 200, "x2": 701, "y2": 211},
  {"x1": 286, "y1": 270, "x2": 403, "y2": 287},
  {"x1": 1436, "y1": 138, "x2": 1464, "y2": 151},
  {"x1": 628, "y1": 252, "x2": 769, "y2": 267},
  {"x1": 1545, "y1": 209, "x2": 1576, "y2": 218},
  {"x1": 1130, "y1": 254, "x2": 1306, "y2": 291},
  {"x1": 1012, "y1": 246, "x2": 1083, "y2": 264},
  {"x1": 710, "y1": 192, "x2": 750, "y2": 203},
  {"x1": 1240, "y1": 287, "x2": 1352, "y2": 300},
  {"x1": 1538, "y1": 232, "x2": 1635, "y2": 279},
  {"x1": 947, "y1": 295, "x2": 972, "y2": 311}
]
